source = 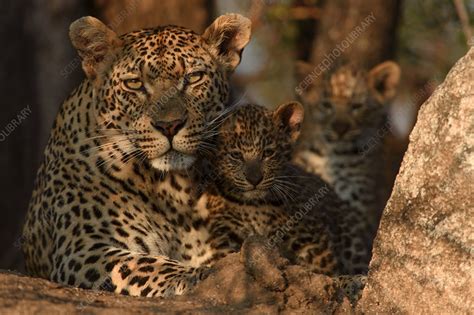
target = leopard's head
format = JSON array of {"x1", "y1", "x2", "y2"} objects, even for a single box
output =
[
  {"x1": 70, "y1": 14, "x2": 251, "y2": 171},
  {"x1": 210, "y1": 102, "x2": 304, "y2": 203},
  {"x1": 295, "y1": 61, "x2": 400, "y2": 144}
]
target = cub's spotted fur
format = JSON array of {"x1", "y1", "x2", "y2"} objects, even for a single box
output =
[
  {"x1": 196, "y1": 103, "x2": 372, "y2": 276},
  {"x1": 294, "y1": 61, "x2": 401, "y2": 234}
]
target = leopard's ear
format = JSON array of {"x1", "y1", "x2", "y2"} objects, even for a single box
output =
[
  {"x1": 273, "y1": 101, "x2": 304, "y2": 142},
  {"x1": 202, "y1": 14, "x2": 251, "y2": 73},
  {"x1": 368, "y1": 61, "x2": 401, "y2": 103},
  {"x1": 69, "y1": 16, "x2": 123, "y2": 81}
]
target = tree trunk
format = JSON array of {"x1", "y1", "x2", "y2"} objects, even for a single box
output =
[
  {"x1": 0, "y1": 0, "x2": 38, "y2": 271},
  {"x1": 309, "y1": 0, "x2": 401, "y2": 67},
  {"x1": 358, "y1": 47, "x2": 474, "y2": 314},
  {"x1": 93, "y1": 0, "x2": 214, "y2": 34},
  {"x1": 0, "y1": 0, "x2": 86, "y2": 271}
]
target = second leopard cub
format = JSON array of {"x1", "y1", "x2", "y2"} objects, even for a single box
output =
[{"x1": 197, "y1": 102, "x2": 372, "y2": 276}]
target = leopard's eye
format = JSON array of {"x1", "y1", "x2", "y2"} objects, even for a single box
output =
[
  {"x1": 229, "y1": 151, "x2": 242, "y2": 160},
  {"x1": 185, "y1": 71, "x2": 205, "y2": 85},
  {"x1": 123, "y1": 78, "x2": 143, "y2": 91}
]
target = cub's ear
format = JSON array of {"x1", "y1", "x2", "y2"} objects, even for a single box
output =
[
  {"x1": 273, "y1": 101, "x2": 304, "y2": 142},
  {"x1": 368, "y1": 61, "x2": 401, "y2": 103},
  {"x1": 69, "y1": 16, "x2": 123, "y2": 81},
  {"x1": 202, "y1": 13, "x2": 251, "y2": 73}
]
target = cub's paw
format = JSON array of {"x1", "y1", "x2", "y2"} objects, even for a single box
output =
[{"x1": 333, "y1": 274, "x2": 367, "y2": 305}]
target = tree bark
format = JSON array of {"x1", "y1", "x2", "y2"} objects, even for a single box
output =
[
  {"x1": 358, "y1": 47, "x2": 474, "y2": 314},
  {"x1": 93, "y1": 0, "x2": 214, "y2": 34},
  {"x1": 309, "y1": 0, "x2": 401, "y2": 67}
]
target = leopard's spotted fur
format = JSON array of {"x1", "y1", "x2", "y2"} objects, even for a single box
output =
[{"x1": 22, "y1": 14, "x2": 251, "y2": 297}]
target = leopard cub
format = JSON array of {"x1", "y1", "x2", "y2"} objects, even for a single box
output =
[
  {"x1": 294, "y1": 61, "x2": 401, "y2": 235},
  {"x1": 197, "y1": 102, "x2": 372, "y2": 276}
]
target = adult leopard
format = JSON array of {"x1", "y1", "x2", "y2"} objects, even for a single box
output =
[{"x1": 22, "y1": 14, "x2": 251, "y2": 297}]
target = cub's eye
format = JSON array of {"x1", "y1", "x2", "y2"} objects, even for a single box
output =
[
  {"x1": 229, "y1": 151, "x2": 242, "y2": 160},
  {"x1": 351, "y1": 102, "x2": 364, "y2": 112},
  {"x1": 123, "y1": 78, "x2": 143, "y2": 91},
  {"x1": 185, "y1": 71, "x2": 205, "y2": 85},
  {"x1": 320, "y1": 101, "x2": 333, "y2": 113},
  {"x1": 263, "y1": 148, "x2": 275, "y2": 158}
]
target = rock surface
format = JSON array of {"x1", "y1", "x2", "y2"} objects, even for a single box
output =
[
  {"x1": 357, "y1": 48, "x2": 474, "y2": 314},
  {"x1": 0, "y1": 237, "x2": 353, "y2": 314}
]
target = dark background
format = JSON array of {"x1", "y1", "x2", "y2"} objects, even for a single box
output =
[{"x1": 0, "y1": 0, "x2": 471, "y2": 271}]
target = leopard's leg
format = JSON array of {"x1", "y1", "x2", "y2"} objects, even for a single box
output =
[{"x1": 51, "y1": 245, "x2": 210, "y2": 297}]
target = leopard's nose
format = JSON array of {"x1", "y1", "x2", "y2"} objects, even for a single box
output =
[
  {"x1": 152, "y1": 116, "x2": 187, "y2": 140},
  {"x1": 244, "y1": 159, "x2": 263, "y2": 186}
]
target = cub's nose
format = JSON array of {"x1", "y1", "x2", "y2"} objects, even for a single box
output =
[
  {"x1": 244, "y1": 159, "x2": 263, "y2": 186},
  {"x1": 151, "y1": 116, "x2": 187, "y2": 140},
  {"x1": 331, "y1": 120, "x2": 350, "y2": 137}
]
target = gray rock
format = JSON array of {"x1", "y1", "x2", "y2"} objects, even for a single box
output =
[{"x1": 358, "y1": 48, "x2": 474, "y2": 314}]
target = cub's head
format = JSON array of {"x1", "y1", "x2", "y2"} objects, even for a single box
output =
[
  {"x1": 295, "y1": 61, "x2": 400, "y2": 143},
  {"x1": 70, "y1": 14, "x2": 251, "y2": 171},
  {"x1": 210, "y1": 102, "x2": 304, "y2": 203}
]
